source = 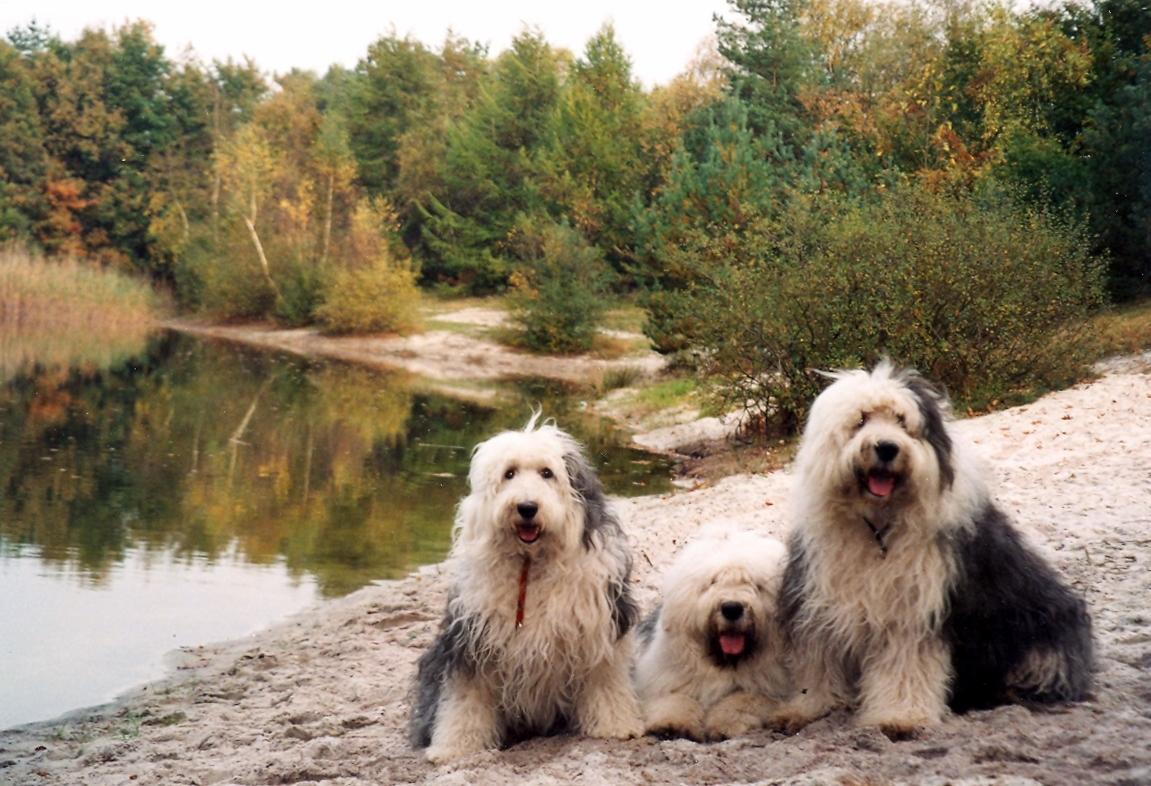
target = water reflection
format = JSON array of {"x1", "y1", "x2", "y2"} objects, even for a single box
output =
[
  {"x1": 0, "y1": 330, "x2": 673, "y2": 728},
  {"x1": 0, "y1": 332, "x2": 672, "y2": 596}
]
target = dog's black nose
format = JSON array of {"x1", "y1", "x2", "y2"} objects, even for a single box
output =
[
  {"x1": 720, "y1": 601, "x2": 744, "y2": 621},
  {"x1": 516, "y1": 502, "x2": 539, "y2": 520},
  {"x1": 875, "y1": 441, "x2": 900, "y2": 463}
]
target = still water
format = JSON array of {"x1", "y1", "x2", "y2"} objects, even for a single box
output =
[{"x1": 0, "y1": 331, "x2": 672, "y2": 729}]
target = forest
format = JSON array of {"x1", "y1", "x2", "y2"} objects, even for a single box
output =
[{"x1": 1, "y1": 0, "x2": 1148, "y2": 430}]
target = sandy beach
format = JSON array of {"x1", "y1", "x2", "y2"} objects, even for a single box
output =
[
  {"x1": 2, "y1": 364, "x2": 1149, "y2": 786},
  {"x1": 164, "y1": 319, "x2": 664, "y2": 386}
]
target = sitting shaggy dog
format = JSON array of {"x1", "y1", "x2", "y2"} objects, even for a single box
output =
[
  {"x1": 635, "y1": 529, "x2": 791, "y2": 741},
  {"x1": 776, "y1": 361, "x2": 1094, "y2": 738},
  {"x1": 409, "y1": 415, "x2": 642, "y2": 762}
]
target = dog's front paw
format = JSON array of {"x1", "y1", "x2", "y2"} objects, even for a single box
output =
[
  {"x1": 585, "y1": 712, "x2": 644, "y2": 740},
  {"x1": 767, "y1": 688, "x2": 836, "y2": 735},
  {"x1": 865, "y1": 714, "x2": 932, "y2": 741},
  {"x1": 641, "y1": 694, "x2": 704, "y2": 742},
  {"x1": 424, "y1": 746, "x2": 464, "y2": 765},
  {"x1": 702, "y1": 710, "x2": 757, "y2": 742},
  {"x1": 767, "y1": 704, "x2": 824, "y2": 735},
  {"x1": 878, "y1": 722, "x2": 924, "y2": 741},
  {"x1": 645, "y1": 721, "x2": 703, "y2": 742},
  {"x1": 424, "y1": 739, "x2": 488, "y2": 764},
  {"x1": 702, "y1": 691, "x2": 771, "y2": 741},
  {"x1": 858, "y1": 709, "x2": 937, "y2": 741}
]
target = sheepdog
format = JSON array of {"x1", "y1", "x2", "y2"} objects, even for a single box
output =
[
  {"x1": 775, "y1": 361, "x2": 1094, "y2": 738},
  {"x1": 635, "y1": 528, "x2": 792, "y2": 741},
  {"x1": 409, "y1": 414, "x2": 642, "y2": 762}
]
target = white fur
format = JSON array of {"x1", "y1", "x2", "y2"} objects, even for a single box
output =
[
  {"x1": 636, "y1": 528, "x2": 792, "y2": 741},
  {"x1": 775, "y1": 361, "x2": 987, "y2": 736},
  {"x1": 424, "y1": 415, "x2": 641, "y2": 762}
]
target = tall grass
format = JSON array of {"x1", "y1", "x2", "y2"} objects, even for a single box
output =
[{"x1": 0, "y1": 248, "x2": 159, "y2": 377}]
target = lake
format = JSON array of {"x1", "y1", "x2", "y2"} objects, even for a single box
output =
[{"x1": 0, "y1": 330, "x2": 673, "y2": 730}]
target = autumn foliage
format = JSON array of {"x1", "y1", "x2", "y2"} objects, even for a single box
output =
[{"x1": 0, "y1": 1, "x2": 1146, "y2": 398}]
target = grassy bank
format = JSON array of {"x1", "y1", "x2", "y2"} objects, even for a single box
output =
[
  {"x1": 1091, "y1": 299, "x2": 1151, "y2": 358},
  {"x1": 0, "y1": 249, "x2": 160, "y2": 376}
]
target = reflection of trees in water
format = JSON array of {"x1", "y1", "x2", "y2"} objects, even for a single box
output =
[
  {"x1": 0, "y1": 334, "x2": 462, "y2": 595},
  {"x1": 0, "y1": 332, "x2": 671, "y2": 596}
]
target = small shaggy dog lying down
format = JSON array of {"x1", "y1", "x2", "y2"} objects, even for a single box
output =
[
  {"x1": 635, "y1": 528, "x2": 792, "y2": 741},
  {"x1": 775, "y1": 361, "x2": 1094, "y2": 738},
  {"x1": 409, "y1": 415, "x2": 642, "y2": 763}
]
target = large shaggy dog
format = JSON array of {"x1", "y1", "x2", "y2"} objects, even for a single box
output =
[
  {"x1": 635, "y1": 529, "x2": 792, "y2": 741},
  {"x1": 409, "y1": 415, "x2": 642, "y2": 762},
  {"x1": 776, "y1": 361, "x2": 1094, "y2": 738}
]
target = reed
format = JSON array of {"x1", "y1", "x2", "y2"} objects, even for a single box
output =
[{"x1": 0, "y1": 248, "x2": 159, "y2": 376}]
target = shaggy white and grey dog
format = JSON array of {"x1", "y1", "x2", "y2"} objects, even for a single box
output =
[
  {"x1": 635, "y1": 529, "x2": 791, "y2": 741},
  {"x1": 409, "y1": 414, "x2": 642, "y2": 762},
  {"x1": 776, "y1": 361, "x2": 1094, "y2": 738}
]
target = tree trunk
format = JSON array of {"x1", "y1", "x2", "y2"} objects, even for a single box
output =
[
  {"x1": 243, "y1": 215, "x2": 284, "y2": 304},
  {"x1": 175, "y1": 197, "x2": 190, "y2": 246},
  {"x1": 321, "y1": 170, "x2": 334, "y2": 267}
]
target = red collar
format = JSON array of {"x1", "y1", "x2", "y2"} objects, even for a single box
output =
[{"x1": 515, "y1": 554, "x2": 532, "y2": 629}]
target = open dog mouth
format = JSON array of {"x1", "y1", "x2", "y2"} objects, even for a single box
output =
[
  {"x1": 864, "y1": 469, "x2": 898, "y2": 499},
  {"x1": 718, "y1": 632, "x2": 746, "y2": 656},
  {"x1": 709, "y1": 623, "x2": 756, "y2": 667},
  {"x1": 515, "y1": 523, "x2": 542, "y2": 544}
]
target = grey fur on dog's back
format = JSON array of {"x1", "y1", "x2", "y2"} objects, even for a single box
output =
[
  {"x1": 944, "y1": 502, "x2": 1095, "y2": 711},
  {"x1": 408, "y1": 596, "x2": 482, "y2": 748}
]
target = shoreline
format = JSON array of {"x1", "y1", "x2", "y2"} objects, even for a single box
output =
[
  {"x1": 163, "y1": 319, "x2": 665, "y2": 387},
  {"x1": 162, "y1": 317, "x2": 748, "y2": 463},
  {"x1": 1, "y1": 367, "x2": 1149, "y2": 784}
]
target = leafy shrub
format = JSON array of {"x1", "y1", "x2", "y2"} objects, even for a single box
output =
[
  {"x1": 191, "y1": 253, "x2": 276, "y2": 320},
  {"x1": 273, "y1": 255, "x2": 327, "y2": 327},
  {"x1": 315, "y1": 200, "x2": 422, "y2": 335},
  {"x1": 672, "y1": 185, "x2": 1106, "y2": 434},
  {"x1": 508, "y1": 218, "x2": 612, "y2": 354},
  {"x1": 315, "y1": 257, "x2": 421, "y2": 335},
  {"x1": 181, "y1": 222, "x2": 277, "y2": 320}
]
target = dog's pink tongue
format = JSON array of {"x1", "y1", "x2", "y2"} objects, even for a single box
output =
[
  {"x1": 868, "y1": 473, "x2": 895, "y2": 497},
  {"x1": 517, "y1": 524, "x2": 540, "y2": 543},
  {"x1": 719, "y1": 633, "x2": 745, "y2": 656}
]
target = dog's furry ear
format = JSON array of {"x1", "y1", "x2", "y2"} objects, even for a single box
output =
[
  {"x1": 902, "y1": 371, "x2": 955, "y2": 489},
  {"x1": 563, "y1": 447, "x2": 612, "y2": 549},
  {"x1": 563, "y1": 444, "x2": 637, "y2": 636}
]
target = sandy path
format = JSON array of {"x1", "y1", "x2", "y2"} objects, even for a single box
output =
[
  {"x1": 164, "y1": 319, "x2": 663, "y2": 386},
  {"x1": 1, "y1": 370, "x2": 1149, "y2": 785}
]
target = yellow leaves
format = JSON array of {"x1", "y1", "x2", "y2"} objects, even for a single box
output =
[
  {"x1": 278, "y1": 180, "x2": 316, "y2": 234},
  {"x1": 216, "y1": 124, "x2": 279, "y2": 221},
  {"x1": 974, "y1": 10, "x2": 1095, "y2": 142},
  {"x1": 801, "y1": 0, "x2": 878, "y2": 74},
  {"x1": 507, "y1": 269, "x2": 536, "y2": 298}
]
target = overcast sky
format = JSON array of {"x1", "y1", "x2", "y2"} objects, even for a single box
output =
[{"x1": 2, "y1": 1, "x2": 729, "y2": 87}]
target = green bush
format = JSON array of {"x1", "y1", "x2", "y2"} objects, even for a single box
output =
[
  {"x1": 273, "y1": 255, "x2": 327, "y2": 327},
  {"x1": 185, "y1": 230, "x2": 276, "y2": 320},
  {"x1": 508, "y1": 219, "x2": 612, "y2": 354},
  {"x1": 314, "y1": 258, "x2": 421, "y2": 335},
  {"x1": 672, "y1": 185, "x2": 1106, "y2": 434}
]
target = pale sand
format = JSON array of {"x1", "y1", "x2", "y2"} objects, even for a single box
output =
[
  {"x1": 164, "y1": 319, "x2": 663, "y2": 387},
  {"x1": 2, "y1": 369, "x2": 1150, "y2": 785}
]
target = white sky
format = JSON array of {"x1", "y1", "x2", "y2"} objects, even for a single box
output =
[{"x1": 1, "y1": 1, "x2": 728, "y2": 87}]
